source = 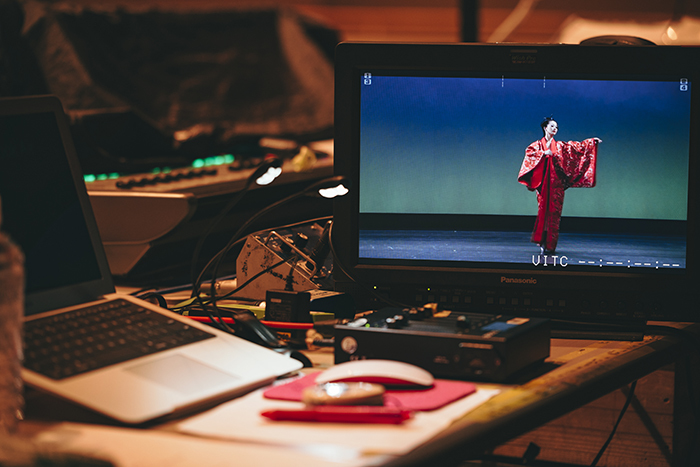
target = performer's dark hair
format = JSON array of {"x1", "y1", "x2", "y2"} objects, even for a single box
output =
[{"x1": 540, "y1": 116, "x2": 555, "y2": 136}]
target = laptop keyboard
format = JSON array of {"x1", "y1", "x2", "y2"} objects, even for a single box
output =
[{"x1": 24, "y1": 299, "x2": 215, "y2": 380}]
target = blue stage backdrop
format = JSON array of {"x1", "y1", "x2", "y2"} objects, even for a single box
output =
[{"x1": 359, "y1": 76, "x2": 691, "y2": 221}]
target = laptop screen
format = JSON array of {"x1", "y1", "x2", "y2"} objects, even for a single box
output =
[{"x1": 0, "y1": 96, "x2": 114, "y2": 315}]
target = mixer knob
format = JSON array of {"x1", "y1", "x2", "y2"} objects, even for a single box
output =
[
  {"x1": 392, "y1": 314, "x2": 407, "y2": 328},
  {"x1": 456, "y1": 314, "x2": 471, "y2": 330},
  {"x1": 293, "y1": 232, "x2": 309, "y2": 250}
]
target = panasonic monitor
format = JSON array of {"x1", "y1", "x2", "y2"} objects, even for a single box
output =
[{"x1": 332, "y1": 42, "x2": 700, "y2": 338}]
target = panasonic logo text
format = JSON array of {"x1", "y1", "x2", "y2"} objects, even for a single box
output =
[{"x1": 500, "y1": 277, "x2": 537, "y2": 285}]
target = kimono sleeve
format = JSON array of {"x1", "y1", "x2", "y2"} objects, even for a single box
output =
[
  {"x1": 518, "y1": 141, "x2": 545, "y2": 190},
  {"x1": 559, "y1": 138, "x2": 598, "y2": 188}
]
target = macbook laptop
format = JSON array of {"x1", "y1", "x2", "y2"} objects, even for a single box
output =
[{"x1": 0, "y1": 95, "x2": 303, "y2": 424}]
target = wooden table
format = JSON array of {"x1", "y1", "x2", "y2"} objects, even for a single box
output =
[
  {"x1": 382, "y1": 324, "x2": 699, "y2": 466},
  {"x1": 19, "y1": 324, "x2": 698, "y2": 467}
]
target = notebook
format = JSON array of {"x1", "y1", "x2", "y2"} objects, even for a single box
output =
[{"x1": 0, "y1": 95, "x2": 303, "y2": 424}]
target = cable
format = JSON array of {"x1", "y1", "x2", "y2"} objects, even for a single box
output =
[
  {"x1": 180, "y1": 254, "x2": 302, "y2": 349},
  {"x1": 201, "y1": 178, "x2": 343, "y2": 339},
  {"x1": 190, "y1": 215, "x2": 332, "y2": 299},
  {"x1": 178, "y1": 216, "x2": 333, "y2": 342},
  {"x1": 190, "y1": 156, "x2": 283, "y2": 287},
  {"x1": 642, "y1": 325, "x2": 699, "y2": 422},
  {"x1": 135, "y1": 291, "x2": 167, "y2": 309},
  {"x1": 207, "y1": 185, "x2": 311, "y2": 302},
  {"x1": 584, "y1": 323, "x2": 698, "y2": 467},
  {"x1": 590, "y1": 380, "x2": 637, "y2": 467},
  {"x1": 644, "y1": 323, "x2": 700, "y2": 465},
  {"x1": 206, "y1": 257, "x2": 290, "y2": 305},
  {"x1": 175, "y1": 257, "x2": 289, "y2": 314},
  {"x1": 189, "y1": 186, "x2": 250, "y2": 286}
]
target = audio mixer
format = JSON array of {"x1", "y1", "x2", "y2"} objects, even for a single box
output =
[
  {"x1": 85, "y1": 143, "x2": 333, "y2": 284},
  {"x1": 334, "y1": 307, "x2": 550, "y2": 382}
]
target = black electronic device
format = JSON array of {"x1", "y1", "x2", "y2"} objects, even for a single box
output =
[
  {"x1": 334, "y1": 308, "x2": 550, "y2": 382},
  {"x1": 332, "y1": 42, "x2": 700, "y2": 338}
]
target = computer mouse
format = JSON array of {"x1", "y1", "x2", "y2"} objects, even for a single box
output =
[{"x1": 315, "y1": 359, "x2": 434, "y2": 387}]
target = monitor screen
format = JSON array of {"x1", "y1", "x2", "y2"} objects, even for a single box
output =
[{"x1": 333, "y1": 43, "x2": 700, "y2": 331}]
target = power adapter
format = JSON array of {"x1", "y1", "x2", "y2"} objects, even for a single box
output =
[{"x1": 265, "y1": 290, "x2": 311, "y2": 323}]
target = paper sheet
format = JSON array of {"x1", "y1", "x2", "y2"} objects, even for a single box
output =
[
  {"x1": 175, "y1": 384, "x2": 501, "y2": 466},
  {"x1": 17, "y1": 384, "x2": 499, "y2": 467},
  {"x1": 23, "y1": 421, "x2": 337, "y2": 467}
]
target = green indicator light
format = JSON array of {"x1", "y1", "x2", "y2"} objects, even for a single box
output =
[
  {"x1": 162, "y1": 167, "x2": 172, "y2": 173},
  {"x1": 198, "y1": 155, "x2": 235, "y2": 167},
  {"x1": 365, "y1": 323, "x2": 370, "y2": 327},
  {"x1": 109, "y1": 173, "x2": 119, "y2": 179},
  {"x1": 84, "y1": 174, "x2": 96, "y2": 182},
  {"x1": 97, "y1": 174, "x2": 108, "y2": 181},
  {"x1": 151, "y1": 167, "x2": 162, "y2": 174}
]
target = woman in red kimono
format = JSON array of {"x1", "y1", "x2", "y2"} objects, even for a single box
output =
[{"x1": 518, "y1": 117, "x2": 601, "y2": 254}]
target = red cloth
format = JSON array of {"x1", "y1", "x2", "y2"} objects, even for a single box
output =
[
  {"x1": 518, "y1": 137, "x2": 598, "y2": 251},
  {"x1": 263, "y1": 372, "x2": 477, "y2": 411}
]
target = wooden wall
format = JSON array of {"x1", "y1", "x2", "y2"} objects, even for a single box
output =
[{"x1": 48, "y1": 0, "x2": 700, "y2": 43}]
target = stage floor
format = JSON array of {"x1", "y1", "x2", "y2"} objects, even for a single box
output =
[{"x1": 359, "y1": 230, "x2": 686, "y2": 270}]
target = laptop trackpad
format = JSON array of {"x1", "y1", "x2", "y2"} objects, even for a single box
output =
[{"x1": 126, "y1": 354, "x2": 240, "y2": 395}]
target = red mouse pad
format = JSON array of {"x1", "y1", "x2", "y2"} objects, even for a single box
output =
[{"x1": 263, "y1": 372, "x2": 477, "y2": 411}]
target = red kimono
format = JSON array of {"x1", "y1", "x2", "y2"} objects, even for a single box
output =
[{"x1": 518, "y1": 137, "x2": 598, "y2": 252}]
